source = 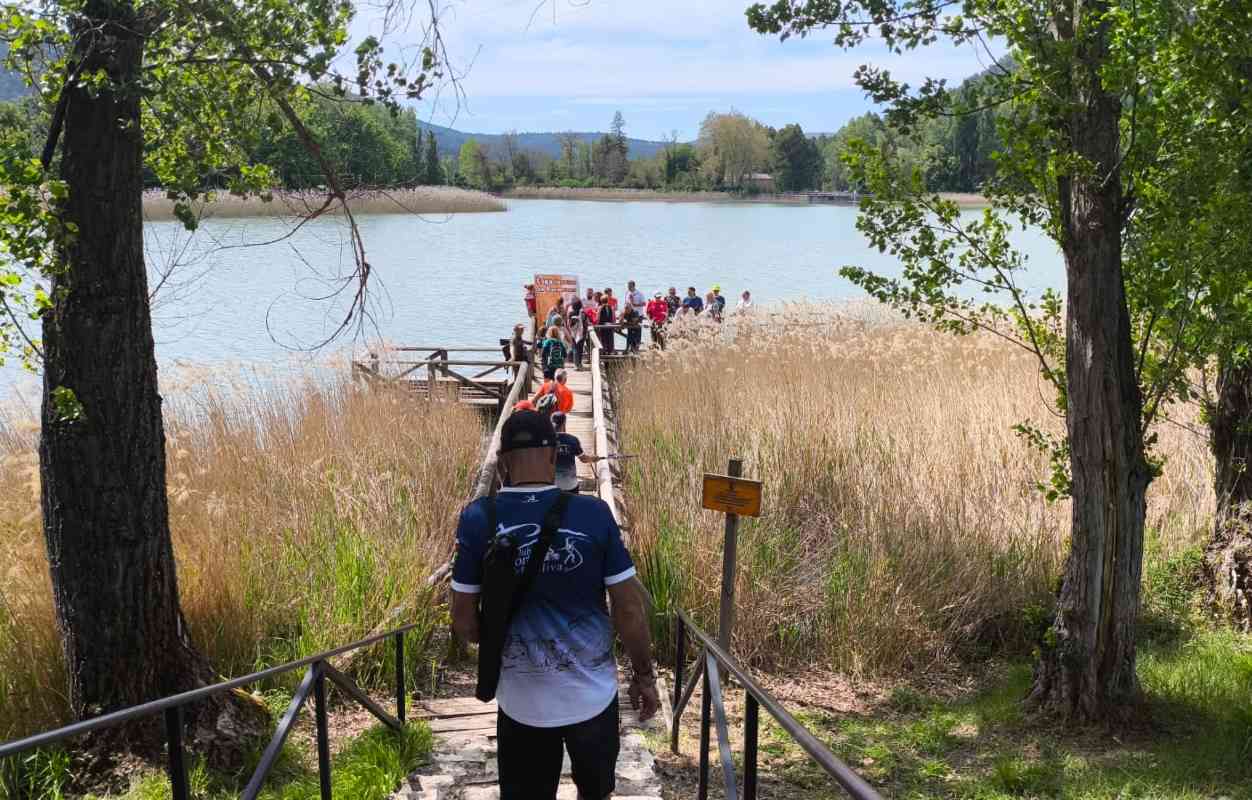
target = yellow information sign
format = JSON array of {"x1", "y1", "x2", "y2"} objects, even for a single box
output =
[{"x1": 701, "y1": 473, "x2": 763, "y2": 517}]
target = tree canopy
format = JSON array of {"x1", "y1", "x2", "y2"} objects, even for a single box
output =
[{"x1": 749, "y1": 0, "x2": 1252, "y2": 720}]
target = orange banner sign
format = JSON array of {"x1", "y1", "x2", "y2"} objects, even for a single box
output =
[{"x1": 533, "y1": 274, "x2": 581, "y2": 331}]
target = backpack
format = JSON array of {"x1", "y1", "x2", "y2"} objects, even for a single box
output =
[
  {"x1": 545, "y1": 339, "x2": 567, "y2": 368},
  {"x1": 475, "y1": 493, "x2": 572, "y2": 702}
]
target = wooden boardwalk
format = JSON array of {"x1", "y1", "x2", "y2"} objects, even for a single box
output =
[
  {"x1": 385, "y1": 334, "x2": 649, "y2": 800},
  {"x1": 552, "y1": 366, "x2": 601, "y2": 492},
  {"x1": 392, "y1": 681, "x2": 667, "y2": 800}
]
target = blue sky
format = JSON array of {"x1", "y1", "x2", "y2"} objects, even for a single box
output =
[{"x1": 354, "y1": 0, "x2": 1000, "y2": 141}]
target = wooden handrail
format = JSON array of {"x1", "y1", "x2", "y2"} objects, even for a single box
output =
[
  {"x1": 471, "y1": 319, "x2": 536, "y2": 501},
  {"x1": 589, "y1": 330, "x2": 622, "y2": 526}
]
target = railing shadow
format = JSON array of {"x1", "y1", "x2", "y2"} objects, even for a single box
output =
[
  {"x1": 0, "y1": 625, "x2": 417, "y2": 800},
  {"x1": 671, "y1": 611, "x2": 883, "y2": 800}
]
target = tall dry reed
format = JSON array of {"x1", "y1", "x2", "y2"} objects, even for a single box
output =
[
  {"x1": 0, "y1": 377, "x2": 484, "y2": 740},
  {"x1": 618, "y1": 308, "x2": 1214, "y2": 674},
  {"x1": 142, "y1": 186, "x2": 505, "y2": 221}
]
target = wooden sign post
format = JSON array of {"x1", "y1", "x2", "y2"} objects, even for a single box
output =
[{"x1": 701, "y1": 460, "x2": 763, "y2": 651}]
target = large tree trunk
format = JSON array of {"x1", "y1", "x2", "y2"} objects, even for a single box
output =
[
  {"x1": 1205, "y1": 355, "x2": 1252, "y2": 628},
  {"x1": 40, "y1": 1, "x2": 265, "y2": 761},
  {"x1": 1026, "y1": 5, "x2": 1152, "y2": 722}
]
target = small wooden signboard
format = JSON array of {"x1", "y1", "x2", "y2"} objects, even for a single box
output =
[{"x1": 701, "y1": 473, "x2": 763, "y2": 517}]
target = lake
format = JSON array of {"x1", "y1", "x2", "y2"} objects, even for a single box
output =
[{"x1": 0, "y1": 198, "x2": 1063, "y2": 407}]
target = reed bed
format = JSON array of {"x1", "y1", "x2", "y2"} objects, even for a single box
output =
[
  {"x1": 503, "y1": 186, "x2": 807, "y2": 204},
  {"x1": 618, "y1": 308, "x2": 1214, "y2": 675},
  {"x1": 0, "y1": 376, "x2": 484, "y2": 741},
  {"x1": 142, "y1": 186, "x2": 505, "y2": 221}
]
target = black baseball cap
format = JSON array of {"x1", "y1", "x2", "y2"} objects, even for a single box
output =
[{"x1": 500, "y1": 410, "x2": 556, "y2": 453}]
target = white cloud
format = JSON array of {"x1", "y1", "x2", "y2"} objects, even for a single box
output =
[{"x1": 354, "y1": 0, "x2": 995, "y2": 132}]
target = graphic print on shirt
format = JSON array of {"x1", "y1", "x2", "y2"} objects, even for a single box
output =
[
  {"x1": 497, "y1": 522, "x2": 589, "y2": 574},
  {"x1": 501, "y1": 611, "x2": 616, "y2": 676}
]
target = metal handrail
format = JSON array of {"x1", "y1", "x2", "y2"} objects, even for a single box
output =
[
  {"x1": 0, "y1": 623, "x2": 419, "y2": 800},
  {"x1": 672, "y1": 611, "x2": 883, "y2": 800}
]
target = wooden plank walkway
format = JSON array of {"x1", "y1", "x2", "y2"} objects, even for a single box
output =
[
  {"x1": 557, "y1": 366, "x2": 600, "y2": 492},
  {"x1": 390, "y1": 341, "x2": 655, "y2": 800},
  {"x1": 392, "y1": 680, "x2": 666, "y2": 800}
]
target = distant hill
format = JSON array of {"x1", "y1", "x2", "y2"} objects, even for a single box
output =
[{"x1": 417, "y1": 121, "x2": 670, "y2": 161}]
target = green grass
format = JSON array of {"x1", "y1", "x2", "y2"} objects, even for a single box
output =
[
  {"x1": 1, "y1": 721, "x2": 430, "y2": 800},
  {"x1": 101, "y1": 721, "x2": 430, "y2": 800},
  {"x1": 754, "y1": 627, "x2": 1252, "y2": 799}
]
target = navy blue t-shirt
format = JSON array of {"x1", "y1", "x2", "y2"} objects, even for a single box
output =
[
  {"x1": 555, "y1": 432, "x2": 584, "y2": 491},
  {"x1": 451, "y1": 486, "x2": 635, "y2": 727},
  {"x1": 682, "y1": 295, "x2": 704, "y2": 313}
]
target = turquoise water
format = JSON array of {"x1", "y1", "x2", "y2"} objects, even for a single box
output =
[{"x1": 0, "y1": 198, "x2": 1063, "y2": 405}]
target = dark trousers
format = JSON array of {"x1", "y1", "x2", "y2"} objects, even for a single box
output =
[
  {"x1": 573, "y1": 336, "x2": 586, "y2": 367},
  {"x1": 599, "y1": 328, "x2": 615, "y2": 354},
  {"x1": 626, "y1": 327, "x2": 642, "y2": 352},
  {"x1": 497, "y1": 697, "x2": 620, "y2": 800}
]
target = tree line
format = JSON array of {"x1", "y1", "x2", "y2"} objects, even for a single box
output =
[
  {"x1": 0, "y1": 80, "x2": 998, "y2": 196},
  {"x1": 443, "y1": 99, "x2": 1000, "y2": 196}
]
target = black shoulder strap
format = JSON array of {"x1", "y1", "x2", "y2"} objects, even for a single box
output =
[
  {"x1": 485, "y1": 496, "x2": 497, "y2": 541},
  {"x1": 509, "y1": 492, "x2": 572, "y2": 615}
]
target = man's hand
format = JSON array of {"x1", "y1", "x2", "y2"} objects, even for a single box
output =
[
  {"x1": 628, "y1": 676, "x2": 661, "y2": 722},
  {"x1": 609, "y1": 578, "x2": 658, "y2": 722}
]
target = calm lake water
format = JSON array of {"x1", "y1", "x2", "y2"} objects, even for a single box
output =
[{"x1": 0, "y1": 198, "x2": 1063, "y2": 407}]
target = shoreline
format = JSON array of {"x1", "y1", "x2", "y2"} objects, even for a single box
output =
[
  {"x1": 142, "y1": 186, "x2": 506, "y2": 221},
  {"x1": 502, "y1": 186, "x2": 989, "y2": 207}
]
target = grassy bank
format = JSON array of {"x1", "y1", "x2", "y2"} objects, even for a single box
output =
[
  {"x1": 505, "y1": 186, "x2": 989, "y2": 207},
  {"x1": 142, "y1": 186, "x2": 505, "y2": 221},
  {"x1": 0, "y1": 377, "x2": 485, "y2": 741},
  {"x1": 618, "y1": 310, "x2": 1213, "y2": 674},
  {"x1": 660, "y1": 623, "x2": 1252, "y2": 799}
]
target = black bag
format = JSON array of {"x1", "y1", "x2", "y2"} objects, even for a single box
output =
[{"x1": 475, "y1": 492, "x2": 572, "y2": 702}]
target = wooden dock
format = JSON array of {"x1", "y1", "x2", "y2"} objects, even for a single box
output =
[{"x1": 353, "y1": 322, "x2": 626, "y2": 520}]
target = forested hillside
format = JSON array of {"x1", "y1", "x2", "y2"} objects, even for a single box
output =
[{"x1": 417, "y1": 121, "x2": 669, "y2": 162}]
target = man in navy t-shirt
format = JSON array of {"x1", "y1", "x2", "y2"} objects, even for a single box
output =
[
  {"x1": 450, "y1": 411, "x2": 658, "y2": 799},
  {"x1": 552, "y1": 411, "x2": 600, "y2": 493}
]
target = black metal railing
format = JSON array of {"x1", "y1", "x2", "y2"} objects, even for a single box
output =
[
  {"x1": 0, "y1": 624, "x2": 419, "y2": 800},
  {"x1": 671, "y1": 611, "x2": 883, "y2": 800}
]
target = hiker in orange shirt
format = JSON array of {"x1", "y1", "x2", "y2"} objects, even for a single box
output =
[{"x1": 532, "y1": 369, "x2": 575, "y2": 413}]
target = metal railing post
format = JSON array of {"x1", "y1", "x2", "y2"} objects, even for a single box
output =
[
  {"x1": 698, "y1": 659, "x2": 711, "y2": 800},
  {"x1": 163, "y1": 706, "x2": 189, "y2": 800},
  {"x1": 395, "y1": 631, "x2": 406, "y2": 724},
  {"x1": 672, "y1": 614, "x2": 685, "y2": 755},
  {"x1": 744, "y1": 694, "x2": 760, "y2": 800},
  {"x1": 313, "y1": 664, "x2": 333, "y2": 800},
  {"x1": 674, "y1": 616, "x2": 686, "y2": 710}
]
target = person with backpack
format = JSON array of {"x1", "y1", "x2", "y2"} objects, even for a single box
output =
[
  {"x1": 533, "y1": 369, "x2": 575, "y2": 413},
  {"x1": 450, "y1": 411, "x2": 659, "y2": 800},
  {"x1": 540, "y1": 326, "x2": 567, "y2": 381}
]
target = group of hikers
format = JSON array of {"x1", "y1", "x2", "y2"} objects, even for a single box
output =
[{"x1": 521, "y1": 281, "x2": 754, "y2": 367}]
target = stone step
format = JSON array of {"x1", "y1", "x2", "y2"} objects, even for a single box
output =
[{"x1": 393, "y1": 678, "x2": 668, "y2": 800}]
